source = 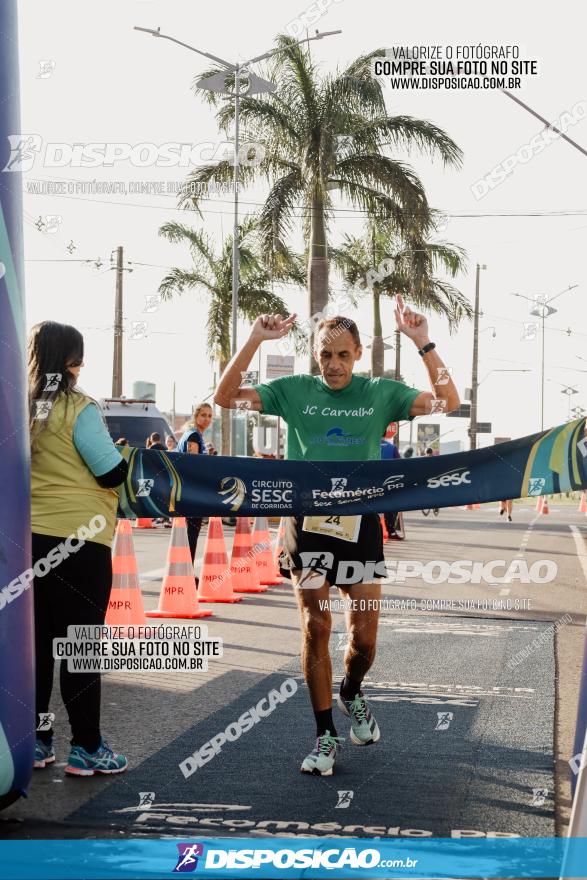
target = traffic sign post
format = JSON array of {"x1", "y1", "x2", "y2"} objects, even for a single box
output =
[
  {"x1": 266, "y1": 355, "x2": 295, "y2": 380},
  {"x1": 447, "y1": 403, "x2": 471, "y2": 418}
]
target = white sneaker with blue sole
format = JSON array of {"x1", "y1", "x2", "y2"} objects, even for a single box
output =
[
  {"x1": 337, "y1": 691, "x2": 380, "y2": 745},
  {"x1": 300, "y1": 730, "x2": 343, "y2": 776}
]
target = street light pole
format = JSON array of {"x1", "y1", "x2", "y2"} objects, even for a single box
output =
[
  {"x1": 230, "y1": 64, "x2": 241, "y2": 456},
  {"x1": 111, "y1": 245, "x2": 124, "y2": 397},
  {"x1": 541, "y1": 310, "x2": 546, "y2": 429},
  {"x1": 512, "y1": 284, "x2": 578, "y2": 431},
  {"x1": 469, "y1": 263, "x2": 486, "y2": 451}
]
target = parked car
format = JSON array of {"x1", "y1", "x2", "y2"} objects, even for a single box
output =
[{"x1": 99, "y1": 398, "x2": 174, "y2": 449}]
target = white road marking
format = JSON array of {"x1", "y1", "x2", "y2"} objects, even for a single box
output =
[{"x1": 569, "y1": 525, "x2": 587, "y2": 581}]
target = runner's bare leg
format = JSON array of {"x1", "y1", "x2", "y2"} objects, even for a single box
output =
[
  {"x1": 292, "y1": 573, "x2": 333, "y2": 710},
  {"x1": 339, "y1": 581, "x2": 381, "y2": 683}
]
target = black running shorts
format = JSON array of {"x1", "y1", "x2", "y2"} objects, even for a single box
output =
[{"x1": 278, "y1": 513, "x2": 385, "y2": 588}]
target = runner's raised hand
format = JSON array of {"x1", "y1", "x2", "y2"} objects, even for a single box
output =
[
  {"x1": 251, "y1": 313, "x2": 297, "y2": 341},
  {"x1": 394, "y1": 294, "x2": 429, "y2": 346}
]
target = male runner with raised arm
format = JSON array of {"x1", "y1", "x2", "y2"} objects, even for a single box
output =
[{"x1": 214, "y1": 295, "x2": 460, "y2": 775}]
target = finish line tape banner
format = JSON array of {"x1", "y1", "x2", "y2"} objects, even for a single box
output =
[
  {"x1": 2, "y1": 838, "x2": 587, "y2": 878},
  {"x1": 117, "y1": 419, "x2": 587, "y2": 519}
]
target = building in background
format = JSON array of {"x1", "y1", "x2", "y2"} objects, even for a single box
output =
[{"x1": 132, "y1": 380, "x2": 156, "y2": 401}]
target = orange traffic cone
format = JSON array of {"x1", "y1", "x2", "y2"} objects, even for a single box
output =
[
  {"x1": 134, "y1": 518, "x2": 154, "y2": 529},
  {"x1": 198, "y1": 518, "x2": 242, "y2": 603},
  {"x1": 535, "y1": 495, "x2": 544, "y2": 513},
  {"x1": 146, "y1": 517, "x2": 212, "y2": 619},
  {"x1": 252, "y1": 516, "x2": 282, "y2": 585},
  {"x1": 380, "y1": 514, "x2": 389, "y2": 541},
  {"x1": 231, "y1": 517, "x2": 267, "y2": 593},
  {"x1": 579, "y1": 493, "x2": 587, "y2": 514},
  {"x1": 541, "y1": 497, "x2": 550, "y2": 515},
  {"x1": 106, "y1": 520, "x2": 148, "y2": 635},
  {"x1": 272, "y1": 518, "x2": 287, "y2": 581}
]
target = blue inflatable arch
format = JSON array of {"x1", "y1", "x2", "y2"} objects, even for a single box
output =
[{"x1": 0, "y1": 0, "x2": 35, "y2": 809}]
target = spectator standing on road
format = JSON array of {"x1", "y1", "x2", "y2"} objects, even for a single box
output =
[
  {"x1": 499, "y1": 499, "x2": 513, "y2": 522},
  {"x1": 380, "y1": 433, "x2": 402, "y2": 539},
  {"x1": 176, "y1": 403, "x2": 213, "y2": 566},
  {"x1": 424, "y1": 447, "x2": 439, "y2": 515},
  {"x1": 29, "y1": 321, "x2": 128, "y2": 777},
  {"x1": 165, "y1": 434, "x2": 177, "y2": 451},
  {"x1": 147, "y1": 432, "x2": 166, "y2": 451}
]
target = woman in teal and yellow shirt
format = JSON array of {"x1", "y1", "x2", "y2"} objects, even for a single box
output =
[{"x1": 29, "y1": 321, "x2": 128, "y2": 777}]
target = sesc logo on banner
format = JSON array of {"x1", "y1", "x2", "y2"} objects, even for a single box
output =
[
  {"x1": 218, "y1": 477, "x2": 247, "y2": 512},
  {"x1": 250, "y1": 479, "x2": 294, "y2": 510},
  {"x1": 427, "y1": 467, "x2": 471, "y2": 489}
]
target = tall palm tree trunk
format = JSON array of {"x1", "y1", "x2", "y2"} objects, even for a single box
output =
[
  {"x1": 371, "y1": 287, "x2": 384, "y2": 378},
  {"x1": 308, "y1": 192, "x2": 329, "y2": 374}
]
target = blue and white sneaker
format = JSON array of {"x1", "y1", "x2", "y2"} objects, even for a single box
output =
[
  {"x1": 34, "y1": 738, "x2": 55, "y2": 769},
  {"x1": 337, "y1": 691, "x2": 380, "y2": 746},
  {"x1": 65, "y1": 739, "x2": 128, "y2": 777},
  {"x1": 300, "y1": 730, "x2": 343, "y2": 776}
]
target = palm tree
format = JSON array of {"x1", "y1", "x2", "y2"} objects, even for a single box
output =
[
  {"x1": 158, "y1": 216, "x2": 304, "y2": 452},
  {"x1": 180, "y1": 38, "x2": 462, "y2": 370},
  {"x1": 332, "y1": 219, "x2": 470, "y2": 378}
]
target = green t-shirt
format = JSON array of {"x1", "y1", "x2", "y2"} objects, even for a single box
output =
[{"x1": 254, "y1": 374, "x2": 421, "y2": 461}]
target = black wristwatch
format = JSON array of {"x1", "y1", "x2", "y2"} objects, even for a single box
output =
[{"x1": 418, "y1": 341, "x2": 436, "y2": 357}]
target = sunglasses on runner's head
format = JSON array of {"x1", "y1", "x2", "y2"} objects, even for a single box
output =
[{"x1": 67, "y1": 358, "x2": 83, "y2": 368}]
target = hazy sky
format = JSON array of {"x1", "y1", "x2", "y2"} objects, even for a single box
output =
[{"x1": 18, "y1": 0, "x2": 587, "y2": 446}]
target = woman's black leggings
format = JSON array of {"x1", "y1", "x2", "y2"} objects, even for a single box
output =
[
  {"x1": 186, "y1": 517, "x2": 203, "y2": 564},
  {"x1": 33, "y1": 532, "x2": 112, "y2": 753}
]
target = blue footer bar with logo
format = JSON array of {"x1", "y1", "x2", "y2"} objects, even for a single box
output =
[{"x1": 2, "y1": 838, "x2": 587, "y2": 878}]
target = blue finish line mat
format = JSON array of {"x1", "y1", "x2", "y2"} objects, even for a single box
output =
[{"x1": 68, "y1": 615, "x2": 555, "y2": 839}]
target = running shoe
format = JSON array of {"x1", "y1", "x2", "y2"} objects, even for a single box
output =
[
  {"x1": 300, "y1": 731, "x2": 342, "y2": 776},
  {"x1": 507, "y1": 514, "x2": 513, "y2": 522},
  {"x1": 34, "y1": 738, "x2": 55, "y2": 769},
  {"x1": 499, "y1": 507, "x2": 505, "y2": 516},
  {"x1": 65, "y1": 739, "x2": 128, "y2": 776},
  {"x1": 337, "y1": 691, "x2": 381, "y2": 746}
]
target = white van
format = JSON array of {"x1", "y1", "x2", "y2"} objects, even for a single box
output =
[{"x1": 99, "y1": 398, "x2": 174, "y2": 448}]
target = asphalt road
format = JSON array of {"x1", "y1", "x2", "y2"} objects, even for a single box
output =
[{"x1": 2, "y1": 502, "x2": 586, "y2": 841}]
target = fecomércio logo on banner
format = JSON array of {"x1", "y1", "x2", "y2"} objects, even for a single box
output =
[
  {"x1": 312, "y1": 474, "x2": 405, "y2": 507},
  {"x1": 173, "y1": 843, "x2": 204, "y2": 873}
]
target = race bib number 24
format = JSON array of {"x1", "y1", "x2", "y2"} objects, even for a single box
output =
[{"x1": 302, "y1": 515, "x2": 362, "y2": 543}]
